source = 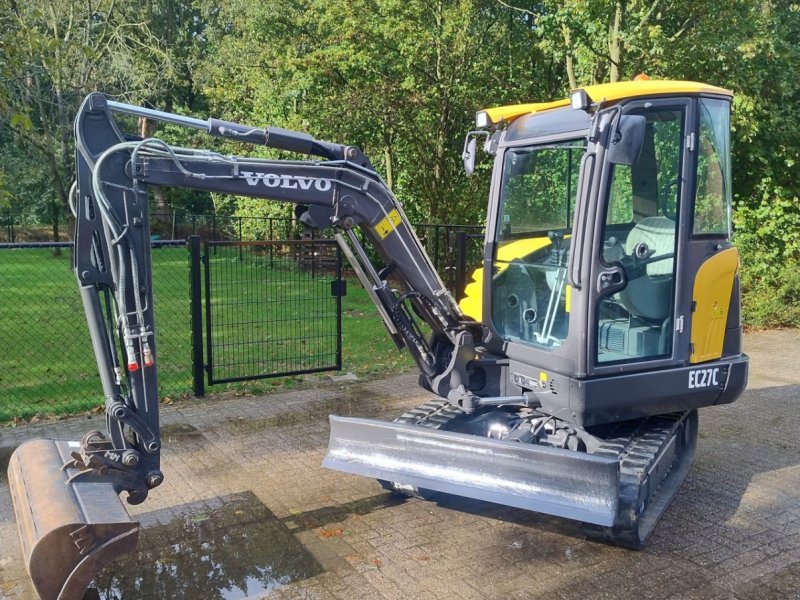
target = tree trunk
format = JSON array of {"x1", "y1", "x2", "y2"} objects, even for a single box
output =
[
  {"x1": 431, "y1": 0, "x2": 446, "y2": 222},
  {"x1": 563, "y1": 26, "x2": 577, "y2": 90},
  {"x1": 139, "y1": 117, "x2": 172, "y2": 232},
  {"x1": 609, "y1": 0, "x2": 624, "y2": 83},
  {"x1": 383, "y1": 130, "x2": 394, "y2": 190},
  {"x1": 51, "y1": 200, "x2": 61, "y2": 257}
]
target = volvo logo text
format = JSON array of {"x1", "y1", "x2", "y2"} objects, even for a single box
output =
[{"x1": 241, "y1": 171, "x2": 332, "y2": 192}]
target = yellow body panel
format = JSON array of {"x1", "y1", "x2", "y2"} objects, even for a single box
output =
[
  {"x1": 458, "y1": 237, "x2": 553, "y2": 321},
  {"x1": 482, "y1": 99, "x2": 571, "y2": 125},
  {"x1": 482, "y1": 79, "x2": 733, "y2": 125},
  {"x1": 690, "y1": 247, "x2": 740, "y2": 363}
]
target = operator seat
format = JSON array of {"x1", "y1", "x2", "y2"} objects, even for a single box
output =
[{"x1": 618, "y1": 216, "x2": 676, "y2": 321}]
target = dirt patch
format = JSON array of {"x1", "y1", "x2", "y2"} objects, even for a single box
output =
[
  {"x1": 0, "y1": 445, "x2": 16, "y2": 480},
  {"x1": 160, "y1": 423, "x2": 206, "y2": 445},
  {"x1": 222, "y1": 391, "x2": 393, "y2": 433}
]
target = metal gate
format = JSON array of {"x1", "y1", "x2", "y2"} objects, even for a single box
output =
[{"x1": 197, "y1": 238, "x2": 344, "y2": 387}]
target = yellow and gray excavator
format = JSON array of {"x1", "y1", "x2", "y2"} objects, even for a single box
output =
[{"x1": 8, "y1": 79, "x2": 748, "y2": 599}]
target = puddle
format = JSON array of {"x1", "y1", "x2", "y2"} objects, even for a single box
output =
[
  {"x1": 88, "y1": 491, "x2": 323, "y2": 599},
  {"x1": 223, "y1": 392, "x2": 390, "y2": 433}
]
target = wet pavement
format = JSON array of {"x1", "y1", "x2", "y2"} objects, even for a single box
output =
[{"x1": 1, "y1": 329, "x2": 799, "y2": 599}]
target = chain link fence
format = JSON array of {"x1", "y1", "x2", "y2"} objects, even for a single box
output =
[
  {"x1": 0, "y1": 242, "x2": 191, "y2": 422},
  {"x1": 0, "y1": 214, "x2": 485, "y2": 422}
]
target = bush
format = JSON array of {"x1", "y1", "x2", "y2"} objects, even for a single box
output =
[{"x1": 740, "y1": 254, "x2": 800, "y2": 329}]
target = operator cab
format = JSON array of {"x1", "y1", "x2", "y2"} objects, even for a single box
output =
[{"x1": 465, "y1": 80, "x2": 744, "y2": 424}]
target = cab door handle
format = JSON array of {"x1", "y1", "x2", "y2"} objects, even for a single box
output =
[{"x1": 596, "y1": 267, "x2": 625, "y2": 294}]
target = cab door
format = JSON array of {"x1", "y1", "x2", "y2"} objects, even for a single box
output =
[{"x1": 587, "y1": 98, "x2": 695, "y2": 374}]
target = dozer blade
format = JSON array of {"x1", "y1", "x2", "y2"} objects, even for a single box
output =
[
  {"x1": 323, "y1": 416, "x2": 620, "y2": 526},
  {"x1": 7, "y1": 439, "x2": 139, "y2": 600}
]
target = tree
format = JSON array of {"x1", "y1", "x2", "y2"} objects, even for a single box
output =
[
  {"x1": 0, "y1": 0, "x2": 175, "y2": 243},
  {"x1": 194, "y1": 0, "x2": 557, "y2": 228}
]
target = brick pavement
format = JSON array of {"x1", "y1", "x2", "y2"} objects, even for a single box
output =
[{"x1": 1, "y1": 330, "x2": 799, "y2": 599}]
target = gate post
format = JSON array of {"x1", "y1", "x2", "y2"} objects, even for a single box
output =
[{"x1": 188, "y1": 235, "x2": 205, "y2": 397}]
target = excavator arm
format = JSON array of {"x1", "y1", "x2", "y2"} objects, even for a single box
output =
[
  {"x1": 74, "y1": 93, "x2": 483, "y2": 506},
  {"x1": 9, "y1": 93, "x2": 482, "y2": 600}
]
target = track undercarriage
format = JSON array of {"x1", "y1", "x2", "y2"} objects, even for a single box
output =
[{"x1": 369, "y1": 400, "x2": 698, "y2": 549}]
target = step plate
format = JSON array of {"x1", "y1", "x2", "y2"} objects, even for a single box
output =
[
  {"x1": 323, "y1": 416, "x2": 620, "y2": 526},
  {"x1": 8, "y1": 439, "x2": 139, "y2": 600}
]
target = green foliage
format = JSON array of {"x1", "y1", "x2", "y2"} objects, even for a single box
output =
[
  {"x1": 195, "y1": 0, "x2": 552, "y2": 224},
  {"x1": 224, "y1": 197, "x2": 294, "y2": 241},
  {"x1": 0, "y1": 0, "x2": 180, "y2": 237},
  {"x1": 740, "y1": 258, "x2": 800, "y2": 329},
  {"x1": 734, "y1": 189, "x2": 800, "y2": 273},
  {"x1": 0, "y1": 0, "x2": 799, "y2": 325}
]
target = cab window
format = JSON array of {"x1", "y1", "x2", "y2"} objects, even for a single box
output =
[{"x1": 491, "y1": 141, "x2": 585, "y2": 349}]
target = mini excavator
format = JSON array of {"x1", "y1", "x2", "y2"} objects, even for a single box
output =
[{"x1": 8, "y1": 79, "x2": 748, "y2": 599}]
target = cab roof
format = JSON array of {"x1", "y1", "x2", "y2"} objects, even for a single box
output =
[{"x1": 481, "y1": 80, "x2": 733, "y2": 126}]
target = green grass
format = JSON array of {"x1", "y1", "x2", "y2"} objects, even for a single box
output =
[{"x1": 0, "y1": 246, "x2": 413, "y2": 422}]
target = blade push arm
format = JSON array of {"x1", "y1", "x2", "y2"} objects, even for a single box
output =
[{"x1": 72, "y1": 93, "x2": 481, "y2": 500}]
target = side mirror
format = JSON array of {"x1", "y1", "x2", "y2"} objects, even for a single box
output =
[
  {"x1": 608, "y1": 114, "x2": 646, "y2": 166},
  {"x1": 462, "y1": 136, "x2": 478, "y2": 177}
]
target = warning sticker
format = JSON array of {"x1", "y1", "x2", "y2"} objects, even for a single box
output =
[{"x1": 374, "y1": 209, "x2": 402, "y2": 240}]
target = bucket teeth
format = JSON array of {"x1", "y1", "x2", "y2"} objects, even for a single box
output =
[{"x1": 8, "y1": 438, "x2": 139, "y2": 600}]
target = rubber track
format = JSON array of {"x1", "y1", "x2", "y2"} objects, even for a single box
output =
[
  {"x1": 392, "y1": 399, "x2": 464, "y2": 429},
  {"x1": 385, "y1": 400, "x2": 697, "y2": 549},
  {"x1": 586, "y1": 410, "x2": 697, "y2": 548}
]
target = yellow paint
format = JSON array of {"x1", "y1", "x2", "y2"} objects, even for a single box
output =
[
  {"x1": 458, "y1": 236, "x2": 556, "y2": 321},
  {"x1": 374, "y1": 209, "x2": 402, "y2": 240},
  {"x1": 690, "y1": 247, "x2": 739, "y2": 363},
  {"x1": 481, "y1": 79, "x2": 732, "y2": 126},
  {"x1": 481, "y1": 99, "x2": 571, "y2": 125},
  {"x1": 496, "y1": 237, "x2": 554, "y2": 264},
  {"x1": 458, "y1": 277, "x2": 484, "y2": 321},
  {"x1": 565, "y1": 284, "x2": 571, "y2": 314}
]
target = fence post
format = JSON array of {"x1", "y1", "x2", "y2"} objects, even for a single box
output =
[
  {"x1": 455, "y1": 230, "x2": 468, "y2": 301},
  {"x1": 238, "y1": 217, "x2": 243, "y2": 261},
  {"x1": 335, "y1": 244, "x2": 343, "y2": 370},
  {"x1": 269, "y1": 218, "x2": 274, "y2": 268},
  {"x1": 188, "y1": 235, "x2": 205, "y2": 397}
]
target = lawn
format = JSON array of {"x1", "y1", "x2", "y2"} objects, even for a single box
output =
[{"x1": 0, "y1": 245, "x2": 414, "y2": 422}]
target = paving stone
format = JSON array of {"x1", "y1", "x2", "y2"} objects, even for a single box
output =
[{"x1": 1, "y1": 331, "x2": 800, "y2": 599}]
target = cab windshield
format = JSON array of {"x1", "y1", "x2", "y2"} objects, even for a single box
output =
[{"x1": 492, "y1": 140, "x2": 586, "y2": 349}]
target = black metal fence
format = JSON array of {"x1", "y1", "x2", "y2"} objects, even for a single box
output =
[
  {"x1": 202, "y1": 240, "x2": 343, "y2": 385},
  {"x1": 414, "y1": 226, "x2": 484, "y2": 299},
  {"x1": 148, "y1": 213, "x2": 300, "y2": 244},
  {"x1": 0, "y1": 218, "x2": 485, "y2": 421},
  {"x1": 0, "y1": 211, "x2": 301, "y2": 244}
]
